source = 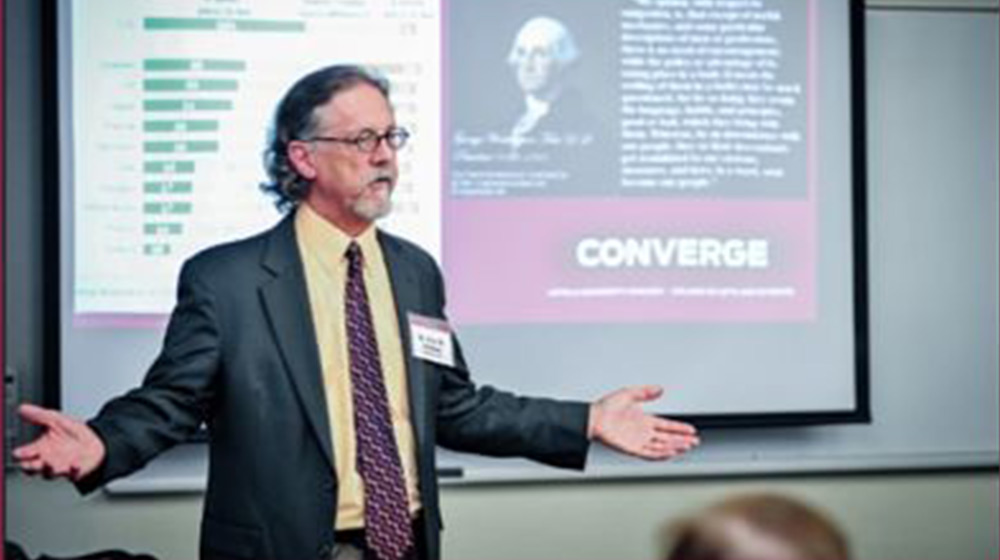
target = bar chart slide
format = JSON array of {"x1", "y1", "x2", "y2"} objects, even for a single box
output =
[{"x1": 71, "y1": 0, "x2": 442, "y2": 315}]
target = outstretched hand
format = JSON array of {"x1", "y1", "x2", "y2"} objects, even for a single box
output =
[
  {"x1": 12, "y1": 403, "x2": 106, "y2": 481},
  {"x1": 588, "y1": 385, "x2": 699, "y2": 460}
]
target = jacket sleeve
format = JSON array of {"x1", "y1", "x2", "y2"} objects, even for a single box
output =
[
  {"x1": 78, "y1": 259, "x2": 221, "y2": 493},
  {"x1": 424, "y1": 258, "x2": 591, "y2": 470}
]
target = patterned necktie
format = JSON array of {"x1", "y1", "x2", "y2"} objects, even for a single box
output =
[{"x1": 344, "y1": 242, "x2": 414, "y2": 560}]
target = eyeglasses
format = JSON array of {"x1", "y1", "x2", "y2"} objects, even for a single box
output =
[{"x1": 305, "y1": 127, "x2": 410, "y2": 154}]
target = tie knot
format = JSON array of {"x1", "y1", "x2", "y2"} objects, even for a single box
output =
[{"x1": 346, "y1": 241, "x2": 363, "y2": 267}]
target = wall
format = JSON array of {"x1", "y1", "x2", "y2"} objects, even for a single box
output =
[
  {"x1": 7, "y1": 471, "x2": 999, "y2": 560},
  {"x1": 6, "y1": 1, "x2": 999, "y2": 559}
]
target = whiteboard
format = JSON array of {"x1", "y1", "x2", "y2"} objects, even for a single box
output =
[{"x1": 107, "y1": 7, "x2": 999, "y2": 493}]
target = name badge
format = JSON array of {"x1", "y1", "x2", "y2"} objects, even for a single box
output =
[{"x1": 408, "y1": 312, "x2": 455, "y2": 368}]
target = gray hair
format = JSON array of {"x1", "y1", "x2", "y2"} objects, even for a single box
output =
[
  {"x1": 507, "y1": 16, "x2": 579, "y2": 67},
  {"x1": 260, "y1": 65, "x2": 390, "y2": 212}
]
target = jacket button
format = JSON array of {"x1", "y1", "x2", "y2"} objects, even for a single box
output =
[{"x1": 318, "y1": 542, "x2": 332, "y2": 558}]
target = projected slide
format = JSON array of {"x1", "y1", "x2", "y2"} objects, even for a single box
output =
[
  {"x1": 444, "y1": 0, "x2": 815, "y2": 324},
  {"x1": 71, "y1": 0, "x2": 441, "y2": 316},
  {"x1": 72, "y1": 0, "x2": 815, "y2": 325}
]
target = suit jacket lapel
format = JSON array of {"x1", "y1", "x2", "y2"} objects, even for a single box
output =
[
  {"x1": 258, "y1": 214, "x2": 335, "y2": 470},
  {"x1": 378, "y1": 231, "x2": 430, "y2": 452}
]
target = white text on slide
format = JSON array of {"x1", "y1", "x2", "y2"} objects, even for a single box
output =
[{"x1": 576, "y1": 236, "x2": 769, "y2": 268}]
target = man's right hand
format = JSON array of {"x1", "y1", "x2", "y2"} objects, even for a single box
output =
[{"x1": 12, "y1": 403, "x2": 106, "y2": 481}]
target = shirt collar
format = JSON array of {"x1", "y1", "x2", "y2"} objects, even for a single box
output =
[{"x1": 296, "y1": 202, "x2": 380, "y2": 272}]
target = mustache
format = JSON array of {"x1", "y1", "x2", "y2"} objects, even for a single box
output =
[{"x1": 366, "y1": 170, "x2": 395, "y2": 186}]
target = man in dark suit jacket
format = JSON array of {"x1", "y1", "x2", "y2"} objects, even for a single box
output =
[{"x1": 15, "y1": 65, "x2": 699, "y2": 560}]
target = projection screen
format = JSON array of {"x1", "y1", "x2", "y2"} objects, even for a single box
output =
[{"x1": 58, "y1": 0, "x2": 868, "y2": 428}]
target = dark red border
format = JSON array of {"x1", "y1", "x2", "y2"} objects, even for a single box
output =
[{"x1": 1, "y1": 0, "x2": 7, "y2": 552}]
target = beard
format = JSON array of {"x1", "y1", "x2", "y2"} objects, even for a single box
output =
[
  {"x1": 350, "y1": 172, "x2": 394, "y2": 222},
  {"x1": 351, "y1": 193, "x2": 392, "y2": 222}
]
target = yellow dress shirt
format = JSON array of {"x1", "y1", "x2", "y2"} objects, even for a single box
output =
[{"x1": 295, "y1": 203, "x2": 421, "y2": 530}]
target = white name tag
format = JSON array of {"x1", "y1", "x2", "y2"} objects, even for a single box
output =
[{"x1": 408, "y1": 312, "x2": 455, "y2": 368}]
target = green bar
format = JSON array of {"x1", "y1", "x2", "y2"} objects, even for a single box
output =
[
  {"x1": 144, "y1": 100, "x2": 183, "y2": 111},
  {"x1": 144, "y1": 121, "x2": 174, "y2": 133},
  {"x1": 203, "y1": 59, "x2": 246, "y2": 71},
  {"x1": 144, "y1": 99, "x2": 234, "y2": 112},
  {"x1": 144, "y1": 181, "x2": 191, "y2": 194},
  {"x1": 200, "y1": 79, "x2": 238, "y2": 91},
  {"x1": 144, "y1": 17, "x2": 303, "y2": 33},
  {"x1": 234, "y1": 19, "x2": 305, "y2": 32},
  {"x1": 143, "y1": 243, "x2": 172, "y2": 256},
  {"x1": 144, "y1": 161, "x2": 196, "y2": 174},
  {"x1": 144, "y1": 140, "x2": 219, "y2": 154},
  {"x1": 144, "y1": 59, "x2": 191, "y2": 71},
  {"x1": 186, "y1": 141, "x2": 218, "y2": 153},
  {"x1": 166, "y1": 202, "x2": 193, "y2": 214},
  {"x1": 145, "y1": 141, "x2": 177, "y2": 154},
  {"x1": 145, "y1": 18, "x2": 217, "y2": 31},
  {"x1": 142, "y1": 202, "x2": 192, "y2": 215},
  {"x1": 192, "y1": 99, "x2": 233, "y2": 111},
  {"x1": 144, "y1": 120, "x2": 219, "y2": 133},
  {"x1": 144, "y1": 80, "x2": 188, "y2": 92},
  {"x1": 144, "y1": 223, "x2": 184, "y2": 235},
  {"x1": 144, "y1": 79, "x2": 238, "y2": 92},
  {"x1": 144, "y1": 59, "x2": 245, "y2": 72}
]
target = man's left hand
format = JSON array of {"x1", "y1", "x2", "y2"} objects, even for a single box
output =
[{"x1": 588, "y1": 385, "x2": 699, "y2": 460}]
